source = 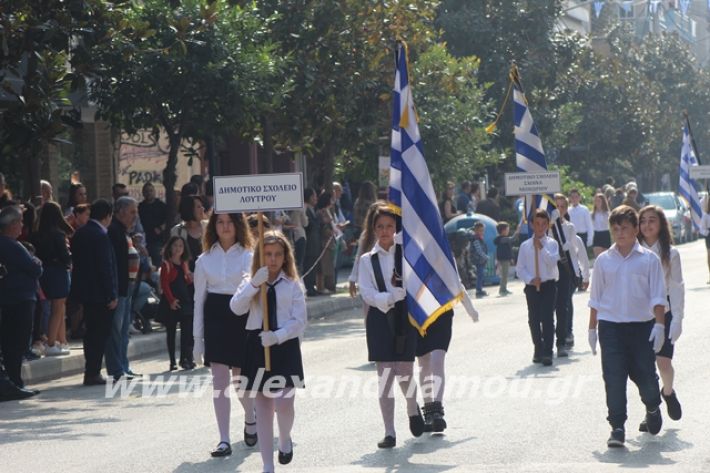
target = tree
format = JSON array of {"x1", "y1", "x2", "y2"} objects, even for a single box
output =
[
  {"x1": 0, "y1": 0, "x2": 115, "y2": 198},
  {"x1": 87, "y1": 0, "x2": 283, "y2": 221}
]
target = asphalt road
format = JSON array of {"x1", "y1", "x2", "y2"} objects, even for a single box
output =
[{"x1": 2, "y1": 240, "x2": 710, "y2": 472}]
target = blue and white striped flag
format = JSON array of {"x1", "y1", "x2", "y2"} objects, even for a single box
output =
[
  {"x1": 512, "y1": 68, "x2": 556, "y2": 222},
  {"x1": 388, "y1": 42, "x2": 462, "y2": 335},
  {"x1": 679, "y1": 123, "x2": 703, "y2": 232}
]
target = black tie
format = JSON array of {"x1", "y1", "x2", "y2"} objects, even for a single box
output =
[{"x1": 266, "y1": 279, "x2": 280, "y2": 330}]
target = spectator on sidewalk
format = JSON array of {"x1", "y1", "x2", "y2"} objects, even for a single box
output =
[
  {"x1": 106, "y1": 196, "x2": 141, "y2": 382},
  {"x1": 568, "y1": 189, "x2": 594, "y2": 248},
  {"x1": 65, "y1": 182, "x2": 88, "y2": 220},
  {"x1": 494, "y1": 222, "x2": 514, "y2": 296},
  {"x1": 33, "y1": 202, "x2": 73, "y2": 356},
  {"x1": 138, "y1": 182, "x2": 167, "y2": 266},
  {"x1": 316, "y1": 191, "x2": 337, "y2": 293},
  {"x1": 0, "y1": 205, "x2": 43, "y2": 392},
  {"x1": 439, "y1": 181, "x2": 460, "y2": 223},
  {"x1": 471, "y1": 222, "x2": 489, "y2": 298},
  {"x1": 476, "y1": 188, "x2": 501, "y2": 222},
  {"x1": 171, "y1": 195, "x2": 206, "y2": 272},
  {"x1": 456, "y1": 181, "x2": 473, "y2": 215},
  {"x1": 289, "y1": 204, "x2": 308, "y2": 274},
  {"x1": 303, "y1": 188, "x2": 321, "y2": 297},
  {"x1": 71, "y1": 199, "x2": 118, "y2": 385},
  {"x1": 40, "y1": 180, "x2": 54, "y2": 206}
]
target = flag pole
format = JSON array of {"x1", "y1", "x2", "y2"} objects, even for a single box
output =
[
  {"x1": 258, "y1": 212, "x2": 271, "y2": 372},
  {"x1": 684, "y1": 111, "x2": 708, "y2": 193}
]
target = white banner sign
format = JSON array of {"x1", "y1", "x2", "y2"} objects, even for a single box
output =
[
  {"x1": 504, "y1": 171, "x2": 561, "y2": 196},
  {"x1": 689, "y1": 165, "x2": 710, "y2": 180},
  {"x1": 213, "y1": 173, "x2": 304, "y2": 213}
]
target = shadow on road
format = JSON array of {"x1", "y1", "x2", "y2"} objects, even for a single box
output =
[
  {"x1": 353, "y1": 434, "x2": 476, "y2": 472},
  {"x1": 591, "y1": 428, "x2": 692, "y2": 467}
]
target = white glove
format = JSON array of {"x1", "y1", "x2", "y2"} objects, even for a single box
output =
[
  {"x1": 588, "y1": 329, "x2": 598, "y2": 355},
  {"x1": 250, "y1": 266, "x2": 269, "y2": 287},
  {"x1": 461, "y1": 292, "x2": 479, "y2": 322},
  {"x1": 388, "y1": 287, "x2": 407, "y2": 305},
  {"x1": 649, "y1": 323, "x2": 666, "y2": 353},
  {"x1": 193, "y1": 337, "x2": 205, "y2": 365},
  {"x1": 669, "y1": 317, "x2": 682, "y2": 344},
  {"x1": 259, "y1": 331, "x2": 279, "y2": 347}
]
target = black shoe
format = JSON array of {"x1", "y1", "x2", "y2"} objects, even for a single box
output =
[
  {"x1": 557, "y1": 346, "x2": 568, "y2": 358},
  {"x1": 210, "y1": 441, "x2": 232, "y2": 457},
  {"x1": 475, "y1": 291, "x2": 488, "y2": 299},
  {"x1": 427, "y1": 401, "x2": 447, "y2": 433},
  {"x1": 377, "y1": 435, "x2": 396, "y2": 449},
  {"x1": 639, "y1": 420, "x2": 648, "y2": 432},
  {"x1": 565, "y1": 335, "x2": 575, "y2": 349},
  {"x1": 409, "y1": 406, "x2": 425, "y2": 437},
  {"x1": 662, "y1": 390, "x2": 682, "y2": 421},
  {"x1": 542, "y1": 357, "x2": 553, "y2": 366},
  {"x1": 169, "y1": 364, "x2": 178, "y2": 371},
  {"x1": 126, "y1": 370, "x2": 142, "y2": 378},
  {"x1": 532, "y1": 356, "x2": 542, "y2": 364},
  {"x1": 645, "y1": 408, "x2": 662, "y2": 435},
  {"x1": 83, "y1": 374, "x2": 108, "y2": 386},
  {"x1": 244, "y1": 421, "x2": 258, "y2": 447},
  {"x1": 0, "y1": 379, "x2": 37, "y2": 401},
  {"x1": 278, "y1": 440, "x2": 293, "y2": 465},
  {"x1": 607, "y1": 428, "x2": 625, "y2": 448}
]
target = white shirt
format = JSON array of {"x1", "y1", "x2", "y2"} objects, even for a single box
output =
[
  {"x1": 515, "y1": 235, "x2": 560, "y2": 285},
  {"x1": 549, "y1": 219, "x2": 577, "y2": 253},
  {"x1": 193, "y1": 243, "x2": 253, "y2": 339},
  {"x1": 573, "y1": 235, "x2": 590, "y2": 282},
  {"x1": 641, "y1": 241, "x2": 684, "y2": 319},
  {"x1": 588, "y1": 241, "x2": 666, "y2": 323},
  {"x1": 569, "y1": 204, "x2": 594, "y2": 246},
  {"x1": 230, "y1": 271, "x2": 307, "y2": 344},
  {"x1": 701, "y1": 212, "x2": 710, "y2": 237},
  {"x1": 592, "y1": 211, "x2": 609, "y2": 232},
  {"x1": 358, "y1": 242, "x2": 399, "y2": 313}
]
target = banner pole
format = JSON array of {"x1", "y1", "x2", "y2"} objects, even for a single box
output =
[{"x1": 258, "y1": 212, "x2": 271, "y2": 372}]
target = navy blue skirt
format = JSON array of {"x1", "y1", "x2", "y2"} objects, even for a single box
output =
[
  {"x1": 243, "y1": 329, "x2": 304, "y2": 392},
  {"x1": 415, "y1": 309, "x2": 453, "y2": 356},
  {"x1": 203, "y1": 293, "x2": 248, "y2": 368},
  {"x1": 366, "y1": 306, "x2": 417, "y2": 362},
  {"x1": 40, "y1": 265, "x2": 70, "y2": 299}
]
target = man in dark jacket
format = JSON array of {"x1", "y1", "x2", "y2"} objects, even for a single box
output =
[
  {"x1": 476, "y1": 188, "x2": 502, "y2": 222},
  {"x1": 71, "y1": 199, "x2": 118, "y2": 385},
  {"x1": 0, "y1": 205, "x2": 43, "y2": 393}
]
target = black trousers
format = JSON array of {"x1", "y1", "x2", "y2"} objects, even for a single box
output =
[
  {"x1": 555, "y1": 263, "x2": 572, "y2": 348},
  {"x1": 83, "y1": 303, "x2": 114, "y2": 377},
  {"x1": 165, "y1": 310, "x2": 194, "y2": 365},
  {"x1": 0, "y1": 301, "x2": 35, "y2": 388},
  {"x1": 524, "y1": 280, "x2": 557, "y2": 358}
]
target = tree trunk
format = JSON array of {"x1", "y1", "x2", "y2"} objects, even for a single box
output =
[
  {"x1": 163, "y1": 133, "x2": 181, "y2": 226},
  {"x1": 263, "y1": 115, "x2": 274, "y2": 173}
]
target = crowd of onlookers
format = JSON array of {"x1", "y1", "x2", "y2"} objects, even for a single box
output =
[{"x1": 0, "y1": 172, "x2": 377, "y2": 400}]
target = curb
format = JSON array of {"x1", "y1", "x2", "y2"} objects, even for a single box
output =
[{"x1": 22, "y1": 294, "x2": 362, "y2": 384}]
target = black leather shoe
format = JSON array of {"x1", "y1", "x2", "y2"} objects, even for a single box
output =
[
  {"x1": 244, "y1": 421, "x2": 258, "y2": 447},
  {"x1": 409, "y1": 406, "x2": 425, "y2": 437},
  {"x1": 542, "y1": 357, "x2": 553, "y2": 366},
  {"x1": 0, "y1": 379, "x2": 38, "y2": 401},
  {"x1": 278, "y1": 440, "x2": 293, "y2": 465},
  {"x1": 210, "y1": 441, "x2": 232, "y2": 457},
  {"x1": 377, "y1": 435, "x2": 396, "y2": 448},
  {"x1": 83, "y1": 374, "x2": 108, "y2": 386},
  {"x1": 662, "y1": 390, "x2": 682, "y2": 421},
  {"x1": 169, "y1": 364, "x2": 178, "y2": 371}
]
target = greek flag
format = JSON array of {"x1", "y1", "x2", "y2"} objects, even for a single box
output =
[
  {"x1": 512, "y1": 67, "x2": 555, "y2": 221},
  {"x1": 679, "y1": 123, "x2": 703, "y2": 232},
  {"x1": 388, "y1": 42, "x2": 462, "y2": 335}
]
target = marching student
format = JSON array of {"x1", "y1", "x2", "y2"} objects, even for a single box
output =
[
  {"x1": 588, "y1": 205, "x2": 667, "y2": 448},
  {"x1": 565, "y1": 233, "x2": 590, "y2": 349},
  {"x1": 230, "y1": 230, "x2": 306, "y2": 473},
  {"x1": 192, "y1": 212, "x2": 257, "y2": 457},
  {"x1": 357, "y1": 203, "x2": 425, "y2": 448},
  {"x1": 591, "y1": 193, "x2": 611, "y2": 257},
  {"x1": 637, "y1": 205, "x2": 684, "y2": 430},
  {"x1": 515, "y1": 209, "x2": 560, "y2": 366},
  {"x1": 159, "y1": 236, "x2": 194, "y2": 371}
]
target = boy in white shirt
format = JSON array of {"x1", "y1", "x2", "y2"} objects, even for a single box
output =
[
  {"x1": 587, "y1": 205, "x2": 667, "y2": 448},
  {"x1": 515, "y1": 209, "x2": 560, "y2": 366}
]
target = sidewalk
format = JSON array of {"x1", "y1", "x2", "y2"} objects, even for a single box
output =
[{"x1": 21, "y1": 290, "x2": 362, "y2": 384}]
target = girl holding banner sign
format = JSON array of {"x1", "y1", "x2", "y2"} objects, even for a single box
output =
[
  {"x1": 192, "y1": 212, "x2": 257, "y2": 458},
  {"x1": 230, "y1": 230, "x2": 306, "y2": 473}
]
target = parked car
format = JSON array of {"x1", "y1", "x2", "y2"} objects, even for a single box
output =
[{"x1": 645, "y1": 192, "x2": 688, "y2": 243}]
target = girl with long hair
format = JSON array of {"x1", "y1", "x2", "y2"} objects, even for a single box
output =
[
  {"x1": 592, "y1": 193, "x2": 611, "y2": 257},
  {"x1": 348, "y1": 201, "x2": 384, "y2": 299},
  {"x1": 192, "y1": 212, "x2": 257, "y2": 457},
  {"x1": 637, "y1": 205, "x2": 684, "y2": 429},
  {"x1": 230, "y1": 230, "x2": 306, "y2": 473},
  {"x1": 357, "y1": 203, "x2": 425, "y2": 448},
  {"x1": 33, "y1": 201, "x2": 73, "y2": 356},
  {"x1": 159, "y1": 236, "x2": 194, "y2": 371}
]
